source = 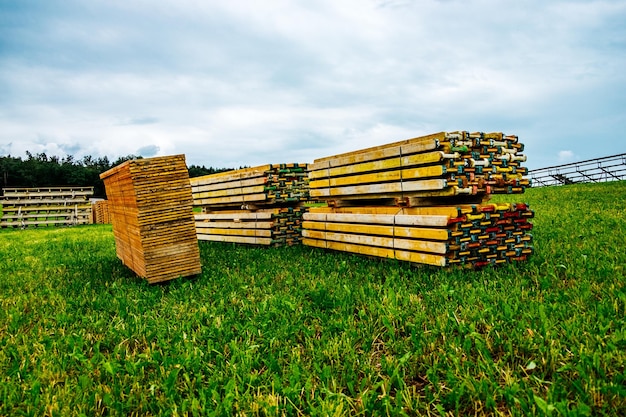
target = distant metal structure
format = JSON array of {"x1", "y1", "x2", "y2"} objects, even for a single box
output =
[{"x1": 529, "y1": 153, "x2": 626, "y2": 187}]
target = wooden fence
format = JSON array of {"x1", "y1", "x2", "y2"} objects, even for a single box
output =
[{"x1": 0, "y1": 186, "x2": 93, "y2": 228}]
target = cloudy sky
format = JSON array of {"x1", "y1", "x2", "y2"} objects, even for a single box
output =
[{"x1": 1, "y1": 0, "x2": 625, "y2": 170}]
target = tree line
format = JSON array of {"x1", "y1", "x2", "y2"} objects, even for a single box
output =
[{"x1": 0, "y1": 152, "x2": 233, "y2": 197}]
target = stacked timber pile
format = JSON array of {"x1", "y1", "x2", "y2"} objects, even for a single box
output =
[
  {"x1": 195, "y1": 206, "x2": 306, "y2": 246},
  {"x1": 303, "y1": 203, "x2": 533, "y2": 268},
  {"x1": 100, "y1": 155, "x2": 202, "y2": 284},
  {"x1": 0, "y1": 187, "x2": 93, "y2": 228},
  {"x1": 191, "y1": 164, "x2": 310, "y2": 246},
  {"x1": 191, "y1": 163, "x2": 309, "y2": 209},
  {"x1": 309, "y1": 131, "x2": 528, "y2": 206},
  {"x1": 303, "y1": 131, "x2": 533, "y2": 268},
  {"x1": 91, "y1": 200, "x2": 111, "y2": 224}
]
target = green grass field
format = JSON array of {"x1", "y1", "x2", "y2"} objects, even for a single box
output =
[{"x1": 1, "y1": 181, "x2": 625, "y2": 416}]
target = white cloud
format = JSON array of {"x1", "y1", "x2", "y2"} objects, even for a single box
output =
[
  {"x1": 1, "y1": 0, "x2": 626, "y2": 170},
  {"x1": 558, "y1": 150, "x2": 575, "y2": 163}
]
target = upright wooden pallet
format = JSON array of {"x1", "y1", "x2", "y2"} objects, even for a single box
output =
[
  {"x1": 91, "y1": 200, "x2": 111, "y2": 224},
  {"x1": 100, "y1": 155, "x2": 202, "y2": 283},
  {"x1": 0, "y1": 187, "x2": 93, "y2": 228}
]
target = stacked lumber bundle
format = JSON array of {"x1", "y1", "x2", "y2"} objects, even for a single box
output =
[
  {"x1": 191, "y1": 163, "x2": 310, "y2": 247},
  {"x1": 196, "y1": 206, "x2": 306, "y2": 246},
  {"x1": 0, "y1": 187, "x2": 93, "y2": 228},
  {"x1": 190, "y1": 163, "x2": 309, "y2": 209},
  {"x1": 91, "y1": 200, "x2": 111, "y2": 224},
  {"x1": 302, "y1": 203, "x2": 533, "y2": 268},
  {"x1": 309, "y1": 131, "x2": 528, "y2": 206},
  {"x1": 100, "y1": 155, "x2": 202, "y2": 284},
  {"x1": 303, "y1": 131, "x2": 533, "y2": 268}
]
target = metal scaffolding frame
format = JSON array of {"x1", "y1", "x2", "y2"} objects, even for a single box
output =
[{"x1": 529, "y1": 153, "x2": 626, "y2": 187}]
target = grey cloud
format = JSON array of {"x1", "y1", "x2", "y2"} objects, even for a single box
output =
[
  {"x1": 121, "y1": 117, "x2": 160, "y2": 126},
  {"x1": 136, "y1": 145, "x2": 160, "y2": 157}
]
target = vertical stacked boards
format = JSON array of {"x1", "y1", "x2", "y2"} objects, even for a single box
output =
[
  {"x1": 100, "y1": 155, "x2": 202, "y2": 283},
  {"x1": 91, "y1": 200, "x2": 111, "y2": 224},
  {"x1": 303, "y1": 131, "x2": 534, "y2": 268},
  {"x1": 191, "y1": 164, "x2": 309, "y2": 246},
  {"x1": 0, "y1": 187, "x2": 93, "y2": 228}
]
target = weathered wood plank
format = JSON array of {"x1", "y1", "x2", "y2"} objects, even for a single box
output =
[
  {"x1": 195, "y1": 221, "x2": 275, "y2": 230},
  {"x1": 197, "y1": 234, "x2": 273, "y2": 245}
]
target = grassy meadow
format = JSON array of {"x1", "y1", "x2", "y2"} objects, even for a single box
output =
[{"x1": 1, "y1": 181, "x2": 625, "y2": 416}]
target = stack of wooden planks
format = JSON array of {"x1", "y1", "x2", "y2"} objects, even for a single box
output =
[
  {"x1": 303, "y1": 203, "x2": 533, "y2": 268},
  {"x1": 190, "y1": 163, "x2": 309, "y2": 209},
  {"x1": 100, "y1": 155, "x2": 202, "y2": 283},
  {"x1": 0, "y1": 187, "x2": 93, "y2": 228},
  {"x1": 303, "y1": 131, "x2": 533, "y2": 268},
  {"x1": 309, "y1": 131, "x2": 528, "y2": 206},
  {"x1": 91, "y1": 200, "x2": 111, "y2": 224},
  {"x1": 196, "y1": 206, "x2": 306, "y2": 246},
  {"x1": 191, "y1": 164, "x2": 310, "y2": 246}
]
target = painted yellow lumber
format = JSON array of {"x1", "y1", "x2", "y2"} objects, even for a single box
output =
[
  {"x1": 190, "y1": 165, "x2": 271, "y2": 186},
  {"x1": 311, "y1": 132, "x2": 447, "y2": 167},
  {"x1": 195, "y1": 212, "x2": 275, "y2": 221},
  {"x1": 302, "y1": 220, "x2": 451, "y2": 241},
  {"x1": 301, "y1": 229, "x2": 326, "y2": 241},
  {"x1": 195, "y1": 185, "x2": 266, "y2": 199},
  {"x1": 311, "y1": 178, "x2": 447, "y2": 198},
  {"x1": 309, "y1": 151, "x2": 448, "y2": 180},
  {"x1": 195, "y1": 227, "x2": 272, "y2": 238},
  {"x1": 304, "y1": 224, "x2": 450, "y2": 254},
  {"x1": 197, "y1": 234, "x2": 273, "y2": 245},
  {"x1": 302, "y1": 237, "x2": 327, "y2": 249},
  {"x1": 394, "y1": 250, "x2": 448, "y2": 267},
  {"x1": 195, "y1": 221, "x2": 275, "y2": 230},
  {"x1": 392, "y1": 226, "x2": 451, "y2": 240},
  {"x1": 307, "y1": 206, "x2": 403, "y2": 215},
  {"x1": 192, "y1": 176, "x2": 267, "y2": 193},
  {"x1": 327, "y1": 240, "x2": 396, "y2": 259},
  {"x1": 310, "y1": 206, "x2": 471, "y2": 217},
  {"x1": 392, "y1": 238, "x2": 448, "y2": 254},
  {"x1": 194, "y1": 193, "x2": 268, "y2": 206},
  {"x1": 303, "y1": 211, "x2": 452, "y2": 227},
  {"x1": 310, "y1": 165, "x2": 447, "y2": 189}
]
